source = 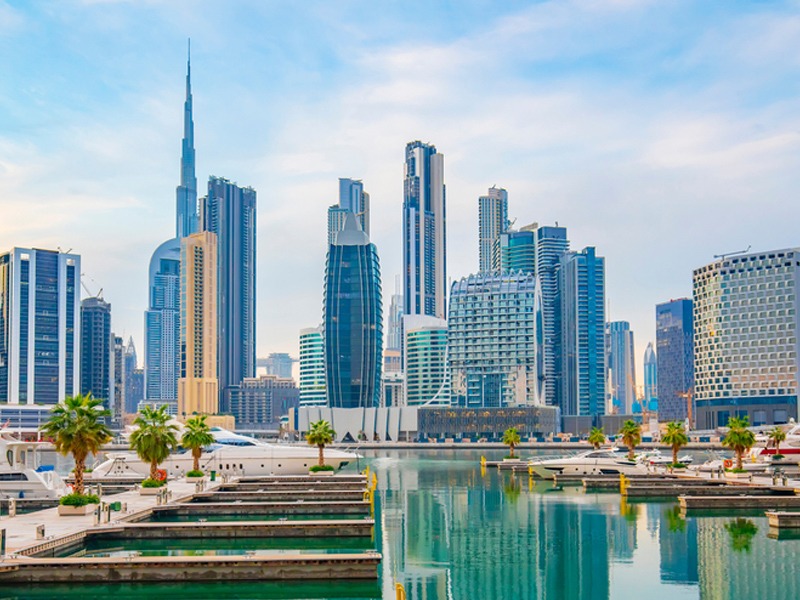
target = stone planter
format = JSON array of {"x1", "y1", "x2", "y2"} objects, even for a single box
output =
[
  {"x1": 724, "y1": 471, "x2": 751, "y2": 480},
  {"x1": 139, "y1": 486, "x2": 166, "y2": 495},
  {"x1": 58, "y1": 503, "x2": 98, "y2": 516},
  {"x1": 309, "y1": 470, "x2": 335, "y2": 476},
  {"x1": 186, "y1": 475, "x2": 205, "y2": 483},
  {"x1": 503, "y1": 457, "x2": 523, "y2": 462}
]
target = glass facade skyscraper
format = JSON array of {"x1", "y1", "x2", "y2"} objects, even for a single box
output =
[
  {"x1": 693, "y1": 248, "x2": 800, "y2": 428},
  {"x1": 495, "y1": 226, "x2": 535, "y2": 274},
  {"x1": 403, "y1": 141, "x2": 446, "y2": 320},
  {"x1": 328, "y1": 178, "x2": 370, "y2": 246},
  {"x1": 643, "y1": 341, "x2": 658, "y2": 412},
  {"x1": 558, "y1": 247, "x2": 606, "y2": 417},
  {"x1": 448, "y1": 272, "x2": 543, "y2": 407},
  {"x1": 202, "y1": 176, "x2": 257, "y2": 410},
  {"x1": 606, "y1": 321, "x2": 636, "y2": 414},
  {"x1": 176, "y1": 43, "x2": 198, "y2": 240},
  {"x1": 80, "y1": 296, "x2": 112, "y2": 409},
  {"x1": 323, "y1": 213, "x2": 383, "y2": 409},
  {"x1": 478, "y1": 186, "x2": 508, "y2": 273},
  {"x1": 655, "y1": 298, "x2": 694, "y2": 423},
  {"x1": 0, "y1": 248, "x2": 80, "y2": 405},
  {"x1": 299, "y1": 326, "x2": 326, "y2": 407},
  {"x1": 403, "y1": 315, "x2": 449, "y2": 406}
]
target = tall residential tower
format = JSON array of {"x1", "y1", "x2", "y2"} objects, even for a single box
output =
[{"x1": 478, "y1": 186, "x2": 508, "y2": 273}]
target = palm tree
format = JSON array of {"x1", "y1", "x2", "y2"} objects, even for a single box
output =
[
  {"x1": 40, "y1": 394, "x2": 112, "y2": 496},
  {"x1": 181, "y1": 415, "x2": 215, "y2": 474},
  {"x1": 662, "y1": 421, "x2": 689, "y2": 466},
  {"x1": 588, "y1": 427, "x2": 605, "y2": 450},
  {"x1": 725, "y1": 518, "x2": 758, "y2": 552},
  {"x1": 619, "y1": 420, "x2": 642, "y2": 461},
  {"x1": 130, "y1": 405, "x2": 179, "y2": 483},
  {"x1": 306, "y1": 420, "x2": 336, "y2": 467},
  {"x1": 768, "y1": 426, "x2": 787, "y2": 457},
  {"x1": 502, "y1": 427, "x2": 521, "y2": 458},
  {"x1": 722, "y1": 416, "x2": 756, "y2": 470}
]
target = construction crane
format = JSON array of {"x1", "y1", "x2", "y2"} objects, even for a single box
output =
[
  {"x1": 714, "y1": 245, "x2": 751, "y2": 261},
  {"x1": 80, "y1": 273, "x2": 103, "y2": 299}
]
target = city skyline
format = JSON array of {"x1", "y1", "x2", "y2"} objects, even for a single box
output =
[{"x1": 2, "y1": 2, "x2": 800, "y2": 384}]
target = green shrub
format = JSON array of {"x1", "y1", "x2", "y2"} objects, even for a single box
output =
[
  {"x1": 186, "y1": 469, "x2": 204, "y2": 477},
  {"x1": 504, "y1": 455, "x2": 520, "y2": 460},
  {"x1": 670, "y1": 462, "x2": 687, "y2": 469},
  {"x1": 726, "y1": 468, "x2": 748, "y2": 474},
  {"x1": 59, "y1": 493, "x2": 100, "y2": 507},
  {"x1": 141, "y1": 478, "x2": 166, "y2": 488},
  {"x1": 309, "y1": 464, "x2": 335, "y2": 473}
]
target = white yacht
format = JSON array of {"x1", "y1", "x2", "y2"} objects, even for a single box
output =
[
  {"x1": 91, "y1": 427, "x2": 359, "y2": 479},
  {"x1": 529, "y1": 448, "x2": 650, "y2": 479},
  {"x1": 0, "y1": 434, "x2": 69, "y2": 500},
  {"x1": 753, "y1": 422, "x2": 800, "y2": 459}
]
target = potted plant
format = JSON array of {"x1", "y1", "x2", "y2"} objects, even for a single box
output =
[
  {"x1": 768, "y1": 426, "x2": 787, "y2": 461},
  {"x1": 502, "y1": 427, "x2": 521, "y2": 461},
  {"x1": 722, "y1": 416, "x2": 756, "y2": 478},
  {"x1": 662, "y1": 421, "x2": 689, "y2": 469},
  {"x1": 130, "y1": 405, "x2": 178, "y2": 494},
  {"x1": 41, "y1": 393, "x2": 112, "y2": 516},
  {"x1": 587, "y1": 427, "x2": 605, "y2": 450},
  {"x1": 306, "y1": 420, "x2": 336, "y2": 475},
  {"x1": 181, "y1": 414, "x2": 215, "y2": 481},
  {"x1": 619, "y1": 420, "x2": 642, "y2": 461}
]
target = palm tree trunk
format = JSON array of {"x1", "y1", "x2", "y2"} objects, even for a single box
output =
[
  {"x1": 74, "y1": 455, "x2": 85, "y2": 495},
  {"x1": 672, "y1": 446, "x2": 678, "y2": 465},
  {"x1": 193, "y1": 448, "x2": 200, "y2": 472},
  {"x1": 318, "y1": 444, "x2": 325, "y2": 467},
  {"x1": 628, "y1": 445, "x2": 635, "y2": 461},
  {"x1": 510, "y1": 443, "x2": 515, "y2": 458},
  {"x1": 150, "y1": 460, "x2": 158, "y2": 481},
  {"x1": 736, "y1": 449, "x2": 743, "y2": 470},
  {"x1": 776, "y1": 441, "x2": 781, "y2": 455}
]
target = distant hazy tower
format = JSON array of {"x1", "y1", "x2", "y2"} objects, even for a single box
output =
[
  {"x1": 558, "y1": 247, "x2": 606, "y2": 416},
  {"x1": 643, "y1": 342, "x2": 657, "y2": 412},
  {"x1": 124, "y1": 337, "x2": 143, "y2": 414},
  {"x1": 0, "y1": 248, "x2": 81, "y2": 405},
  {"x1": 178, "y1": 231, "x2": 219, "y2": 417},
  {"x1": 606, "y1": 321, "x2": 636, "y2": 414},
  {"x1": 112, "y1": 335, "x2": 125, "y2": 425},
  {"x1": 176, "y1": 41, "x2": 198, "y2": 239},
  {"x1": 478, "y1": 186, "x2": 508, "y2": 273},
  {"x1": 328, "y1": 178, "x2": 370, "y2": 245},
  {"x1": 202, "y1": 176, "x2": 257, "y2": 410},
  {"x1": 324, "y1": 213, "x2": 383, "y2": 408},
  {"x1": 403, "y1": 141, "x2": 446, "y2": 319},
  {"x1": 80, "y1": 296, "x2": 112, "y2": 410},
  {"x1": 299, "y1": 326, "x2": 326, "y2": 407},
  {"x1": 386, "y1": 275, "x2": 404, "y2": 351},
  {"x1": 656, "y1": 299, "x2": 694, "y2": 423}
]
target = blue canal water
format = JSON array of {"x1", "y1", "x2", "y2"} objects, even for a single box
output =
[{"x1": 3, "y1": 448, "x2": 800, "y2": 599}]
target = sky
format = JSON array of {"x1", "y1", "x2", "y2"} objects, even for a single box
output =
[{"x1": 2, "y1": 0, "x2": 800, "y2": 387}]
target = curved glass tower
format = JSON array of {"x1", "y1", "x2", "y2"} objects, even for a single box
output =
[{"x1": 323, "y1": 213, "x2": 383, "y2": 408}]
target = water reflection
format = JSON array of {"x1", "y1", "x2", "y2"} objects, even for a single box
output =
[{"x1": 369, "y1": 450, "x2": 800, "y2": 600}]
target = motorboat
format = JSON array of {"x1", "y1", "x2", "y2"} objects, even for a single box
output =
[
  {"x1": 528, "y1": 447, "x2": 650, "y2": 479},
  {"x1": 753, "y1": 422, "x2": 800, "y2": 459},
  {"x1": 0, "y1": 433, "x2": 69, "y2": 500},
  {"x1": 91, "y1": 427, "x2": 359, "y2": 479},
  {"x1": 644, "y1": 450, "x2": 694, "y2": 466}
]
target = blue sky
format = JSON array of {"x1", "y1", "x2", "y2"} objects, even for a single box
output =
[{"x1": 2, "y1": 0, "x2": 800, "y2": 385}]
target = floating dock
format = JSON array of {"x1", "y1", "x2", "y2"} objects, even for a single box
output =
[
  {"x1": 679, "y1": 494, "x2": 800, "y2": 510},
  {"x1": 765, "y1": 511, "x2": 800, "y2": 529},
  {"x1": 148, "y1": 500, "x2": 371, "y2": 517},
  {"x1": 191, "y1": 489, "x2": 367, "y2": 503},
  {"x1": 625, "y1": 485, "x2": 794, "y2": 498}
]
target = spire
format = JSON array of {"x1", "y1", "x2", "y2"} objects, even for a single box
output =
[{"x1": 176, "y1": 38, "x2": 198, "y2": 239}]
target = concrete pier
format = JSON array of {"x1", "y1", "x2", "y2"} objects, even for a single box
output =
[
  {"x1": 191, "y1": 490, "x2": 367, "y2": 503},
  {"x1": 765, "y1": 511, "x2": 800, "y2": 529},
  {"x1": 0, "y1": 553, "x2": 382, "y2": 583},
  {"x1": 625, "y1": 485, "x2": 793, "y2": 498},
  {"x1": 148, "y1": 501, "x2": 371, "y2": 517},
  {"x1": 679, "y1": 495, "x2": 800, "y2": 510}
]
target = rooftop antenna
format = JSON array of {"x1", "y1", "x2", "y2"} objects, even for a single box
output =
[{"x1": 714, "y1": 245, "x2": 751, "y2": 261}]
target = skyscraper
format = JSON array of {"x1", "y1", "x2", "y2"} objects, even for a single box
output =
[
  {"x1": 144, "y1": 49, "x2": 198, "y2": 406},
  {"x1": 478, "y1": 186, "x2": 508, "y2": 273},
  {"x1": 323, "y1": 213, "x2": 383, "y2": 409},
  {"x1": 260, "y1": 353, "x2": 296, "y2": 380},
  {"x1": 0, "y1": 248, "x2": 81, "y2": 405},
  {"x1": 643, "y1": 342, "x2": 657, "y2": 412},
  {"x1": 495, "y1": 226, "x2": 535, "y2": 274},
  {"x1": 299, "y1": 326, "x2": 326, "y2": 407},
  {"x1": 112, "y1": 334, "x2": 125, "y2": 425},
  {"x1": 656, "y1": 298, "x2": 694, "y2": 423},
  {"x1": 202, "y1": 176, "x2": 257, "y2": 410},
  {"x1": 176, "y1": 41, "x2": 198, "y2": 240},
  {"x1": 386, "y1": 275, "x2": 404, "y2": 352},
  {"x1": 403, "y1": 141, "x2": 446, "y2": 320},
  {"x1": 448, "y1": 272, "x2": 543, "y2": 407},
  {"x1": 123, "y1": 337, "x2": 142, "y2": 414},
  {"x1": 535, "y1": 225, "x2": 569, "y2": 406},
  {"x1": 328, "y1": 178, "x2": 370, "y2": 245},
  {"x1": 178, "y1": 231, "x2": 218, "y2": 417},
  {"x1": 693, "y1": 249, "x2": 800, "y2": 427},
  {"x1": 558, "y1": 247, "x2": 606, "y2": 417},
  {"x1": 80, "y1": 296, "x2": 112, "y2": 408},
  {"x1": 606, "y1": 321, "x2": 636, "y2": 414},
  {"x1": 403, "y1": 315, "x2": 449, "y2": 406}
]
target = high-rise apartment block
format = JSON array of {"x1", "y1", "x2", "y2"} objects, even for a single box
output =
[
  {"x1": 495, "y1": 226, "x2": 536, "y2": 274},
  {"x1": 643, "y1": 342, "x2": 657, "y2": 412},
  {"x1": 202, "y1": 176, "x2": 257, "y2": 410},
  {"x1": 386, "y1": 275, "x2": 404, "y2": 352},
  {"x1": 655, "y1": 299, "x2": 694, "y2": 423},
  {"x1": 693, "y1": 249, "x2": 800, "y2": 427},
  {"x1": 0, "y1": 248, "x2": 81, "y2": 405},
  {"x1": 225, "y1": 375, "x2": 299, "y2": 430},
  {"x1": 299, "y1": 326, "x2": 326, "y2": 407},
  {"x1": 323, "y1": 213, "x2": 383, "y2": 409},
  {"x1": 558, "y1": 247, "x2": 606, "y2": 416},
  {"x1": 448, "y1": 272, "x2": 543, "y2": 407},
  {"x1": 112, "y1": 334, "x2": 125, "y2": 424},
  {"x1": 478, "y1": 186, "x2": 508, "y2": 273},
  {"x1": 403, "y1": 141, "x2": 446, "y2": 319},
  {"x1": 403, "y1": 315, "x2": 449, "y2": 406},
  {"x1": 80, "y1": 296, "x2": 112, "y2": 408},
  {"x1": 178, "y1": 231, "x2": 218, "y2": 417},
  {"x1": 606, "y1": 321, "x2": 636, "y2": 414}
]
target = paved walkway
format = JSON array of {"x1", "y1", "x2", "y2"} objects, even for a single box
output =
[{"x1": 0, "y1": 478, "x2": 218, "y2": 554}]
